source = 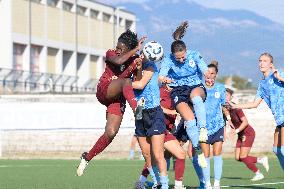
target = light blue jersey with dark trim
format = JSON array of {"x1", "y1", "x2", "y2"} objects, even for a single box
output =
[
  {"x1": 256, "y1": 71, "x2": 284, "y2": 125},
  {"x1": 134, "y1": 61, "x2": 160, "y2": 109},
  {"x1": 204, "y1": 82, "x2": 226, "y2": 135},
  {"x1": 159, "y1": 50, "x2": 207, "y2": 87}
]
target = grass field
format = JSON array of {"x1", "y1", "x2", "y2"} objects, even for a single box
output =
[{"x1": 0, "y1": 158, "x2": 283, "y2": 189}]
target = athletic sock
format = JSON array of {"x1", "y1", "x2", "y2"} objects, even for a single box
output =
[
  {"x1": 122, "y1": 84, "x2": 137, "y2": 112},
  {"x1": 184, "y1": 119, "x2": 199, "y2": 148},
  {"x1": 128, "y1": 149, "x2": 134, "y2": 159},
  {"x1": 192, "y1": 155, "x2": 205, "y2": 183},
  {"x1": 160, "y1": 175, "x2": 169, "y2": 189},
  {"x1": 153, "y1": 166, "x2": 161, "y2": 183},
  {"x1": 86, "y1": 133, "x2": 112, "y2": 161},
  {"x1": 165, "y1": 158, "x2": 171, "y2": 171},
  {"x1": 141, "y1": 163, "x2": 150, "y2": 177},
  {"x1": 192, "y1": 96, "x2": 206, "y2": 129},
  {"x1": 202, "y1": 157, "x2": 211, "y2": 185},
  {"x1": 148, "y1": 167, "x2": 158, "y2": 185},
  {"x1": 213, "y1": 155, "x2": 223, "y2": 181},
  {"x1": 174, "y1": 159, "x2": 185, "y2": 181},
  {"x1": 273, "y1": 146, "x2": 284, "y2": 170},
  {"x1": 240, "y1": 156, "x2": 258, "y2": 173}
]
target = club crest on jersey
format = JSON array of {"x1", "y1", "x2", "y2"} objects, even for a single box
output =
[
  {"x1": 174, "y1": 96, "x2": 179, "y2": 103},
  {"x1": 214, "y1": 92, "x2": 220, "y2": 98},
  {"x1": 269, "y1": 79, "x2": 274, "y2": 84},
  {"x1": 189, "y1": 59, "x2": 196, "y2": 67},
  {"x1": 120, "y1": 65, "x2": 125, "y2": 71}
]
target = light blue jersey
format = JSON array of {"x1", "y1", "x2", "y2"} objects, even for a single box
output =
[
  {"x1": 256, "y1": 71, "x2": 284, "y2": 126},
  {"x1": 159, "y1": 50, "x2": 208, "y2": 87},
  {"x1": 134, "y1": 61, "x2": 160, "y2": 109},
  {"x1": 204, "y1": 82, "x2": 226, "y2": 135}
]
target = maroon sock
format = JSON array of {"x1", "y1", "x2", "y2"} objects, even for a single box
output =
[
  {"x1": 240, "y1": 156, "x2": 258, "y2": 173},
  {"x1": 122, "y1": 84, "x2": 137, "y2": 112},
  {"x1": 141, "y1": 163, "x2": 150, "y2": 177},
  {"x1": 86, "y1": 134, "x2": 112, "y2": 161},
  {"x1": 174, "y1": 159, "x2": 185, "y2": 181}
]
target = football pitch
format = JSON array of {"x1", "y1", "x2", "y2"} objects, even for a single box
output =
[{"x1": 0, "y1": 158, "x2": 283, "y2": 189}]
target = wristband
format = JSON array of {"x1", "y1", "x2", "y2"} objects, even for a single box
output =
[{"x1": 226, "y1": 115, "x2": 231, "y2": 120}]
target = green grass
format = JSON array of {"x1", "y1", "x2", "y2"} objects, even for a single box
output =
[{"x1": 0, "y1": 158, "x2": 283, "y2": 189}]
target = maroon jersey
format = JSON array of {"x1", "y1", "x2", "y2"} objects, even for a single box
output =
[
  {"x1": 101, "y1": 49, "x2": 138, "y2": 82},
  {"x1": 96, "y1": 49, "x2": 138, "y2": 106},
  {"x1": 160, "y1": 85, "x2": 176, "y2": 131},
  {"x1": 229, "y1": 108, "x2": 254, "y2": 135}
]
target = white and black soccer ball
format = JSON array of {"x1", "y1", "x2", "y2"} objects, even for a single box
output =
[{"x1": 142, "y1": 41, "x2": 164, "y2": 62}]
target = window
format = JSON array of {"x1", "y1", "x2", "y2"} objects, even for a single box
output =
[
  {"x1": 62, "y1": 1, "x2": 73, "y2": 12},
  {"x1": 47, "y1": 0, "x2": 58, "y2": 7},
  {"x1": 114, "y1": 16, "x2": 123, "y2": 25},
  {"x1": 77, "y1": 5, "x2": 86, "y2": 16},
  {"x1": 102, "y1": 13, "x2": 111, "y2": 22},
  {"x1": 125, "y1": 20, "x2": 133, "y2": 30},
  {"x1": 90, "y1": 9, "x2": 99, "y2": 19}
]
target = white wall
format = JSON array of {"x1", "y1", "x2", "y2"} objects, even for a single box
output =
[{"x1": 0, "y1": 99, "x2": 134, "y2": 130}]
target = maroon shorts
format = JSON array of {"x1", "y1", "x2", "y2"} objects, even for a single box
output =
[
  {"x1": 96, "y1": 80, "x2": 126, "y2": 117},
  {"x1": 235, "y1": 126, "x2": 255, "y2": 148},
  {"x1": 164, "y1": 130, "x2": 177, "y2": 143}
]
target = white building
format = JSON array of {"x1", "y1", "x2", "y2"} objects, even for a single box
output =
[{"x1": 0, "y1": 0, "x2": 136, "y2": 92}]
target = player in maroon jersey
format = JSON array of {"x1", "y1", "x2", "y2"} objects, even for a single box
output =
[
  {"x1": 77, "y1": 30, "x2": 146, "y2": 176},
  {"x1": 226, "y1": 88, "x2": 269, "y2": 181}
]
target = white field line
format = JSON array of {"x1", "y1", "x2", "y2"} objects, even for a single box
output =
[{"x1": 221, "y1": 181, "x2": 284, "y2": 188}]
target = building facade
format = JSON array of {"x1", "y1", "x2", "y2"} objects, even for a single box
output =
[{"x1": 0, "y1": 0, "x2": 136, "y2": 92}]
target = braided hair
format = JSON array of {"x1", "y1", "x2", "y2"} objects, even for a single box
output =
[
  {"x1": 118, "y1": 29, "x2": 138, "y2": 50},
  {"x1": 171, "y1": 21, "x2": 189, "y2": 53}
]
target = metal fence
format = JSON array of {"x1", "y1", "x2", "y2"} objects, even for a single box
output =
[{"x1": 0, "y1": 68, "x2": 98, "y2": 94}]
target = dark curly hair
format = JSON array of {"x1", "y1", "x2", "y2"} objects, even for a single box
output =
[
  {"x1": 171, "y1": 21, "x2": 188, "y2": 53},
  {"x1": 118, "y1": 29, "x2": 138, "y2": 50}
]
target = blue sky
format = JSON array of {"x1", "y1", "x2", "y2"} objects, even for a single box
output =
[{"x1": 97, "y1": 0, "x2": 284, "y2": 25}]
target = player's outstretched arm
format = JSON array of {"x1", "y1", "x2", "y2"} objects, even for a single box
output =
[{"x1": 229, "y1": 98, "x2": 262, "y2": 109}]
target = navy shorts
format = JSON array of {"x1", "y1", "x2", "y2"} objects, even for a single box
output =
[
  {"x1": 135, "y1": 106, "x2": 166, "y2": 137},
  {"x1": 276, "y1": 122, "x2": 284, "y2": 129},
  {"x1": 206, "y1": 127, "x2": 224, "y2": 145},
  {"x1": 170, "y1": 84, "x2": 207, "y2": 108},
  {"x1": 174, "y1": 124, "x2": 189, "y2": 143}
]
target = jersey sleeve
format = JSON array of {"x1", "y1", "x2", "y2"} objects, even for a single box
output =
[
  {"x1": 105, "y1": 49, "x2": 117, "y2": 59},
  {"x1": 255, "y1": 84, "x2": 263, "y2": 99},
  {"x1": 194, "y1": 52, "x2": 208, "y2": 74},
  {"x1": 159, "y1": 56, "x2": 171, "y2": 77}
]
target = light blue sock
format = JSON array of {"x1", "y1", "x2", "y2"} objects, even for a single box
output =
[
  {"x1": 202, "y1": 157, "x2": 211, "y2": 184},
  {"x1": 128, "y1": 149, "x2": 134, "y2": 159},
  {"x1": 273, "y1": 146, "x2": 284, "y2": 170},
  {"x1": 192, "y1": 155, "x2": 205, "y2": 184},
  {"x1": 152, "y1": 166, "x2": 161, "y2": 183},
  {"x1": 192, "y1": 96, "x2": 206, "y2": 129},
  {"x1": 148, "y1": 167, "x2": 158, "y2": 185},
  {"x1": 166, "y1": 158, "x2": 171, "y2": 171},
  {"x1": 184, "y1": 119, "x2": 199, "y2": 149},
  {"x1": 213, "y1": 155, "x2": 223, "y2": 181},
  {"x1": 160, "y1": 175, "x2": 169, "y2": 189}
]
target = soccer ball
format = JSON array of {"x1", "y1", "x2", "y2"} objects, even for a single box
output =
[{"x1": 142, "y1": 41, "x2": 164, "y2": 62}]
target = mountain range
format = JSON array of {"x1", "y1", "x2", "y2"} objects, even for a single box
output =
[{"x1": 96, "y1": 0, "x2": 284, "y2": 84}]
